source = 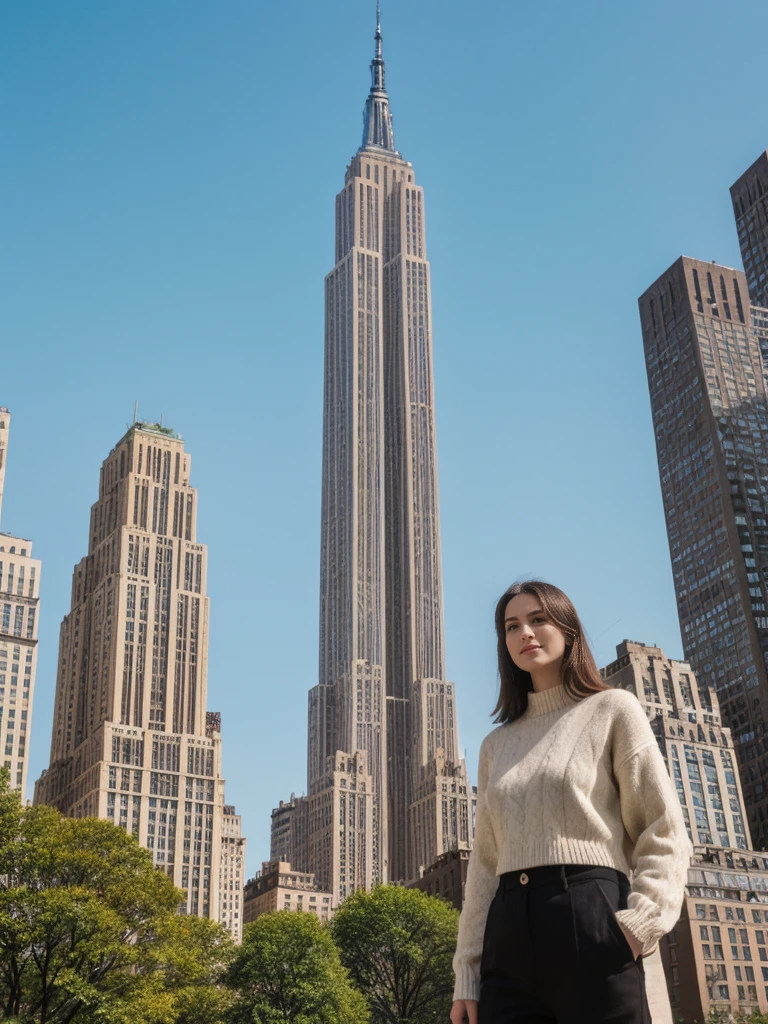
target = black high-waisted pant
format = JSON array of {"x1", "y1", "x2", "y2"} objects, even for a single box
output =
[{"x1": 479, "y1": 864, "x2": 651, "y2": 1024}]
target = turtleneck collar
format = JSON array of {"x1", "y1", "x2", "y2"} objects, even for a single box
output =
[{"x1": 524, "y1": 684, "x2": 575, "y2": 718}]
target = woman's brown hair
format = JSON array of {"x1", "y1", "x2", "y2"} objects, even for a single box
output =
[{"x1": 493, "y1": 580, "x2": 609, "y2": 724}]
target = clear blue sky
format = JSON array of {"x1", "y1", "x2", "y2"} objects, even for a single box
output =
[{"x1": 2, "y1": 0, "x2": 766, "y2": 876}]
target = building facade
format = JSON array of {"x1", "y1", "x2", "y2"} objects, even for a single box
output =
[
  {"x1": 731, "y1": 152, "x2": 768, "y2": 311},
  {"x1": 243, "y1": 861, "x2": 333, "y2": 926},
  {"x1": 603, "y1": 640, "x2": 751, "y2": 850},
  {"x1": 34, "y1": 421, "x2": 242, "y2": 920},
  {"x1": 602, "y1": 640, "x2": 768, "y2": 1020},
  {"x1": 0, "y1": 408, "x2": 41, "y2": 796},
  {"x1": 271, "y1": 4, "x2": 473, "y2": 905},
  {"x1": 219, "y1": 804, "x2": 245, "y2": 943},
  {"x1": 639, "y1": 255, "x2": 768, "y2": 849},
  {"x1": 408, "y1": 848, "x2": 470, "y2": 911}
]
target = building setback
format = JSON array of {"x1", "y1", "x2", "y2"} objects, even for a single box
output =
[
  {"x1": 603, "y1": 640, "x2": 768, "y2": 1021},
  {"x1": 270, "y1": 7, "x2": 474, "y2": 901},
  {"x1": 0, "y1": 407, "x2": 41, "y2": 796},
  {"x1": 34, "y1": 421, "x2": 243, "y2": 921},
  {"x1": 639, "y1": 255, "x2": 768, "y2": 848}
]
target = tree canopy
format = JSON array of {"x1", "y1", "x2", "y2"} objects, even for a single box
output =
[
  {"x1": 0, "y1": 770, "x2": 232, "y2": 1024},
  {"x1": 330, "y1": 885, "x2": 459, "y2": 1024},
  {"x1": 226, "y1": 909, "x2": 369, "y2": 1024}
]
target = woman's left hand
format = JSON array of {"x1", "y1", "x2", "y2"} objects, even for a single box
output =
[{"x1": 618, "y1": 922, "x2": 644, "y2": 960}]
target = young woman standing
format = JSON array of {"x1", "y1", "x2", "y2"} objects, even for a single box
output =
[{"x1": 450, "y1": 581, "x2": 691, "y2": 1024}]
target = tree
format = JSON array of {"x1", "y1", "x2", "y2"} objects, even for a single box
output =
[
  {"x1": 0, "y1": 775, "x2": 232, "y2": 1023},
  {"x1": 225, "y1": 910, "x2": 369, "y2": 1024},
  {"x1": 330, "y1": 885, "x2": 459, "y2": 1024}
]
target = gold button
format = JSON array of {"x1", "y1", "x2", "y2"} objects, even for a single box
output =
[{"x1": 520, "y1": 872, "x2": 529, "y2": 884}]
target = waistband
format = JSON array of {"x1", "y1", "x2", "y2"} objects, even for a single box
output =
[{"x1": 499, "y1": 863, "x2": 629, "y2": 894}]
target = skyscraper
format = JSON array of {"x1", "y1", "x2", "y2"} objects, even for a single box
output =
[
  {"x1": 639, "y1": 255, "x2": 768, "y2": 848},
  {"x1": 35, "y1": 421, "x2": 241, "y2": 919},
  {"x1": 731, "y1": 153, "x2": 768, "y2": 310},
  {"x1": 602, "y1": 641, "x2": 768, "y2": 1020},
  {"x1": 0, "y1": 407, "x2": 41, "y2": 795},
  {"x1": 219, "y1": 804, "x2": 246, "y2": 943},
  {"x1": 603, "y1": 640, "x2": 751, "y2": 851},
  {"x1": 272, "y1": 6, "x2": 474, "y2": 901}
]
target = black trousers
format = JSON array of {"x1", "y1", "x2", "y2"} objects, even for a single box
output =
[{"x1": 479, "y1": 864, "x2": 651, "y2": 1024}]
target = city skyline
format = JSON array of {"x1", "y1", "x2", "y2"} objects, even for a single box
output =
[{"x1": 6, "y1": 0, "x2": 768, "y2": 871}]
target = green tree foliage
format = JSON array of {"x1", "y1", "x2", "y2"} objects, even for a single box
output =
[
  {"x1": 226, "y1": 910, "x2": 369, "y2": 1024},
  {"x1": 330, "y1": 885, "x2": 459, "y2": 1024},
  {"x1": 706, "y1": 1012, "x2": 768, "y2": 1023},
  {"x1": 0, "y1": 773, "x2": 232, "y2": 1023}
]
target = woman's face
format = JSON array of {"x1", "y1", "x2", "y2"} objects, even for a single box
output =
[{"x1": 504, "y1": 593, "x2": 567, "y2": 676}]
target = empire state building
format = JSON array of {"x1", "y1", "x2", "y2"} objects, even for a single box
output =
[{"x1": 271, "y1": 5, "x2": 474, "y2": 902}]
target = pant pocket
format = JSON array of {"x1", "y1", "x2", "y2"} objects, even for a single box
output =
[
  {"x1": 593, "y1": 878, "x2": 636, "y2": 961},
  {"x1": 570, "y1": 877, "x2": 635, "y2": 970}
]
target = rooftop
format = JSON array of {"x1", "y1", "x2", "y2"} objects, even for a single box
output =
[{"x1": 132, "y1": 421, "x2": 182, "y2": 440}]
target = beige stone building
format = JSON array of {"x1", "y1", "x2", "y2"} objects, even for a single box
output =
[
  {"x1": 270, "y1": 3, "x2": 474, "y2": 906},
  {"x1": 219, "y1": 804, "x2": 245, "y2": 943},
  {"x1": 603, "y1": 640, "x2": 768, "y2": 1021},
  {"x1": 34, "y1": 421, "x2": 244, "y2": 921},
  {"x1": 243, "y1": 861, "x2": 333, "y2": 926},
  {"x1": 0, "y1": 408, "x2": 41, "y2": 797}
]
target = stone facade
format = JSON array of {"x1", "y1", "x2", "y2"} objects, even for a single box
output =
[
  {"x1": 34, "y1": 422, "x2": 243, "y2": 921},
  {"x1": 603, "y1": 640, "x2": 768, "y2": 1020},
  {"x1": 272, "y1": 4, "x2": 473, "y2": 905},
  {"x1": 0, "y1": 408, "x2": 41, "y2": 797},
  {"x1": 408, "y1": 848, "x2": 470, "y2": 911},
  {"x1": 219, "y1": 804, "x2": 245, "y2": 943},
  {"x1": 243, "y1": 860, "x2": 333, "y2": 926}
]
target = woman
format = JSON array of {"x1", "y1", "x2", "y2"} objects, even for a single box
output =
[{"x1": 451, "y1": 581, "x2": 691, "y2": 1024}]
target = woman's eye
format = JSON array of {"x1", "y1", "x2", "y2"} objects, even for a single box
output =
[{"x1": 506, "y1": 624, "x2": 517, "y2": 632}]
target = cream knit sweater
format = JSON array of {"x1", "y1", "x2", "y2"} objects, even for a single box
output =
[{"x1": 453, "y1": 684, "x2": 692, "y2": 1003}]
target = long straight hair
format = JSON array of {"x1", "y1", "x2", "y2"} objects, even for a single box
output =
[{"x1": 493, "y1": 580, "x2": 609, "y2": 724}]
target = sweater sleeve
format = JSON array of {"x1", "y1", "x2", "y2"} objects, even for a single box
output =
[
  {"x1": 611, "y1": 696, "x2": 692, "y2": 955},
  {"x1": 453, "y1": 734, "x2": 499, "y2": 1002}
]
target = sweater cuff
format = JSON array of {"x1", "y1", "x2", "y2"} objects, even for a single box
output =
[
  {"x1": 615, "y1": 903, "x2": 663, "y2": 956},
  {"x1": 453, "y1": 964, "x2": 480, "y2": 1003}
]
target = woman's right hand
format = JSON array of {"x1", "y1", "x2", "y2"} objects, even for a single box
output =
[{"x1": 450, "y1": 999, "x2": 478, "y2": 1024}]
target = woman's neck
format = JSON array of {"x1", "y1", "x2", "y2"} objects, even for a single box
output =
[{"x1": 530, "y1": 667, "x2": 565, "y2": 693}]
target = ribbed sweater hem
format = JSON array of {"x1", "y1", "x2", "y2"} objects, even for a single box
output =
[
  {"x1": 453, "y1": 966, "x2": 480, "y2": 1003},
  {"x1": 494, "y1": 838, "x2": 631, "y2": 875}
]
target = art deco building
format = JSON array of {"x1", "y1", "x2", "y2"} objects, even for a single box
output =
[
  {"x1": 271, "y1": 7, "x2": 474, "y2": 902},
  {"x1": 603, "y1": 640, "x2": 751, "y2": 850},
  {"x1": 603, "y1": 640, "x2": 768, "y2": 1021},
  {"x1": 0, "y1": 407, "x2": 41, "y2": 796},
  {"x1": 35, "y1": 421, "x2": 242, "y2": 920},
  {"x1": 639, "y1": 256, "x2": 768, "y2": 848}
]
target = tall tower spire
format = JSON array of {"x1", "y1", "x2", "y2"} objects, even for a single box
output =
[{"x1": 361, "y1": 0, "x2": 397, "y2": 153}]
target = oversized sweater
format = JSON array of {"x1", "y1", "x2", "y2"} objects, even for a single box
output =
[{"x1": 453, "y1": 683, "x2": 692, "y2": 1003}]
